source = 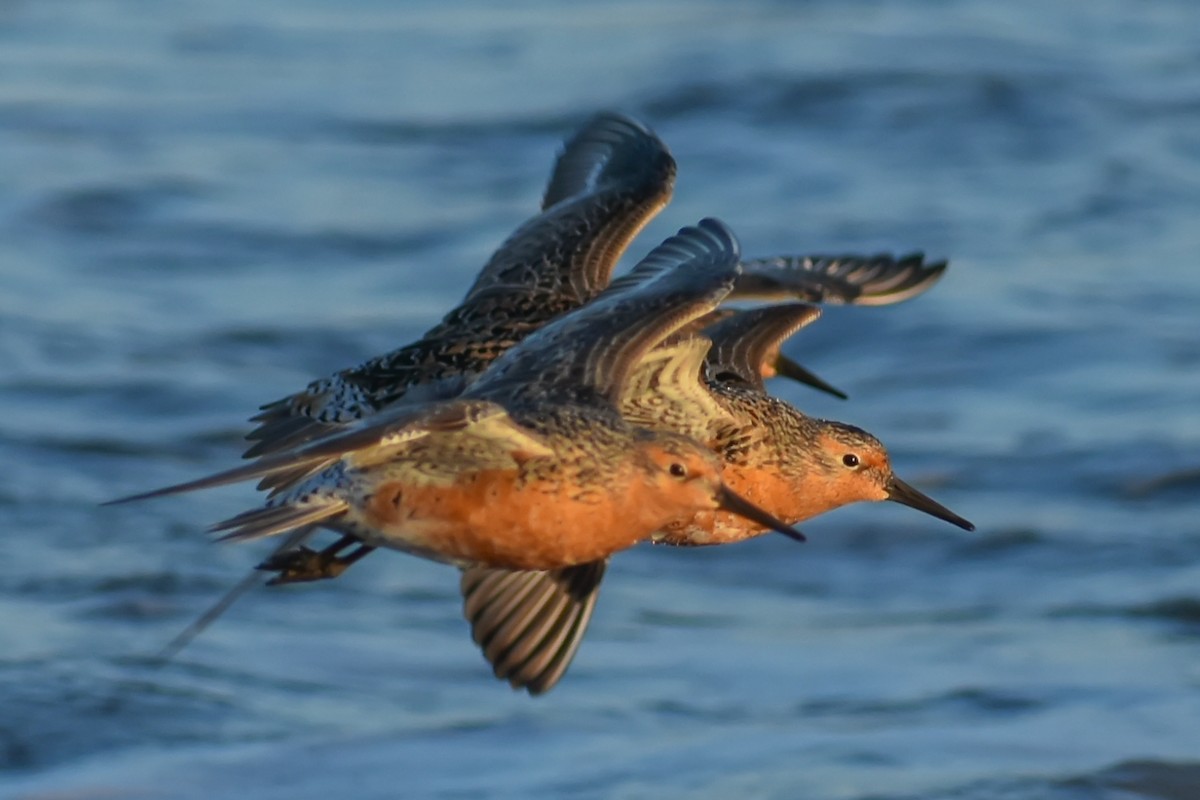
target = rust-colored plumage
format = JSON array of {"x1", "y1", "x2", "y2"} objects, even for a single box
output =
[
  {"x1": 459, "y1": 302, "x2": 973, "y2": 694},
  {"x1": 113, "y1": 220, "x2": 806, "y2": 649},
  {"x1": 113, "y1": 112, "x2": 966, "y2": 695}
]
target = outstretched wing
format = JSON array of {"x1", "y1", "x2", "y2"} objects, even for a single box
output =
[
  {"x1": 243, "y1": 113, "x2": 675, "y2": 465},
  {"x1": 732, "y1": 253, "x2": 946, "y2": 306},
  {"x1": 460, "y1": 560, "x2": 608, "y2": 696},
  {"x1": 702, "y1": 304, "x2": 829, "y2": 392},
  {"x1": 474, "y1": 218, "x2": 742, "y2": 406},
  {"x1": 465, "y1": 111, "x2": 676, "y2": 302}
]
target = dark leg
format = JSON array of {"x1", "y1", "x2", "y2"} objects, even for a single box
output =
[{"x1": 257, "y1": 535, "x2": 376, "y2": 585}]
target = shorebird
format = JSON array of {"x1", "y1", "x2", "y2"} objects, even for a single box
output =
[
  {"x1": 458, "y1": 302, "x2": 973, "y2": 694},
  {"x1": 115, "y1": 113, "x2": 677, "y2": 656},
  {"x1": 252, "y1": 251, "x2": 949, "y2": 583},
  {"x1": 235, "y1": 113, "x2": 949, "y2": 585},
  {"x1": 113, "y1": 220, "x2": 809, "y2": 616},
  {"x1": 126, "y1": 112, "x2": 952, "y2": 664}
]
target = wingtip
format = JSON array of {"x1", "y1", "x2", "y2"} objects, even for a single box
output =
[
  {"x1": 854, "y1": 253, "x2": 951, "y2": 306},
  {"x1": 603, "y1": 217, "x2": 742, "y2": 298},
  {"x1": 695, "y1": 217, "x2": 741, "y2": 260},
  {"x1": 542, "y1": 110, "x2": 673, "y2": 210},
  {"x1": 907, "y1": 254, "x2": 950, "y2": 285}
]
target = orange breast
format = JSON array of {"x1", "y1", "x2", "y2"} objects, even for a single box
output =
[
  {"x1": 653, "y1": 462, "x2": 812, "y2": 547},
  {"x1": 360, "y1": 466, "x2": 683, "y2": 570}
]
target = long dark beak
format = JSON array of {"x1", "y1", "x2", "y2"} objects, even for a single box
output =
[
  {"x1": 717, "y1": 485, "x2": 806, "y2": 543},
  {"x1": 773, "y1": 355, "x2": 848, "y2": 400},
  {"x1": 886, "y1": 477, "x2": 975, "y2": 531}
]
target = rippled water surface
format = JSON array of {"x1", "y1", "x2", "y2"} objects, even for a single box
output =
[{"x1": 3, "y1": 2, "x2": 1200, "y2": 798}]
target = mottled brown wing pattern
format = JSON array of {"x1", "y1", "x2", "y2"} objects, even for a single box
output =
[
  {"x1": 466, "y1": 111, "x2": 674, "y2": 301},
  {"x1": 245, "y1": 113, "x2": 676, "y2": 463},
  {"x1": 474, "y1": 218, "x2": 742, "y2": 407}
]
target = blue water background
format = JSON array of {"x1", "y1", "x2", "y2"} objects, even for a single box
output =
[{"x1": 2, "y1": 1, "x2": 1199, "y2": 798}]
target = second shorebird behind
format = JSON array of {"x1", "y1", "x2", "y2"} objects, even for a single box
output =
[
  {"x1": 647, "y1": 304, "x2": 974, "y2": 544},
  {"x1": 459, "y1": 302, "x2": 974, "y2": 694}
]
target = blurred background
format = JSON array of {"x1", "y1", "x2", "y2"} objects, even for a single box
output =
[{"x1": 2, "y1": 1, "x2": 1199, "y2": 798}]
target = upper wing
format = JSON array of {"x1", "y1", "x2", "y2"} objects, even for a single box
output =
[
  {"x1": 702, "y1": 304, "x2": 827, "y2": 392},
  {"x1": 460, "y1": 560, "x2": 608, "y2": 696},
  {"x1": 474, "y1": 219, "x2": 742, "y2": 406},
  {"x1": 242, "y1": 113, "x2": 675, "y2": 464},
  {"x1": 243, "y1": 369, "x2": 472, "y2": 489},
  {"x1": 464, "y1": 112, "x2": 675, "y2": 303},
  {"x1": 732, "y1": 253, "x2": 947, "y2": 306}
]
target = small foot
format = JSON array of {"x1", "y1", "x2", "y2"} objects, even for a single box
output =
[
  {"x1": 256, "y1": 537, "x2": 377, "y2": 586},
  {"x1": 257, "y1": 547, "x2": 349, "y2": 585}
]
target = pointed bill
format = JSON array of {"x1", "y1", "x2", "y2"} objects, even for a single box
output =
[
  {"x1": 886, "y1": 477, "x2": 974, "y2": 531},
  {"x1": 772, "y1": 354, "x2": 848, "y2": 400},
  {"x1": 716, "y1": 485, "x2": 806, "y2": 543}
]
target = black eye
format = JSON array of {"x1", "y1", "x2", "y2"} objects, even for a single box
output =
[
  {"x1": 842, "y1": 454, "x2": 860, "y2": 468},
  {"x1": 669, "y1": 462, "x2": 687, "y2": 478}
]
